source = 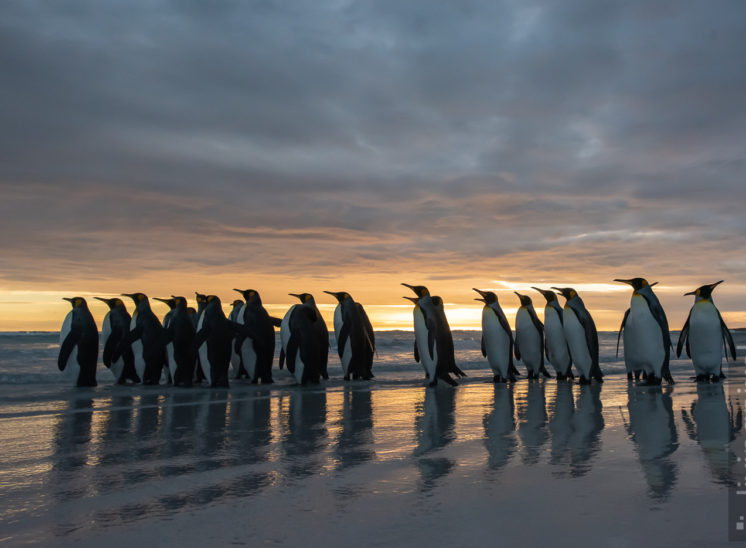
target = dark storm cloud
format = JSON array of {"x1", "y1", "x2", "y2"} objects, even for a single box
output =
[{"x1": 1, "y1": 0, "x2": 745, "y2": 292}]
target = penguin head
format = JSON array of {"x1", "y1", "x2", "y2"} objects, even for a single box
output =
[
  {"x1": 531, "y1": 287, "x2": 558, "y2": 303},
  {"x1": 431, "y1": 296, "x2": 443, "y2": 306},
  {"x1": 94, "y1": 297, "x2": 125, "y2": 309},
  {"x1": 614, "y1": 278, "x2": 651, "y2": 292},
  {"x1": 121, "y1": 292, "x2": 148, "y2": 305},
  {"x1": 205, "y1": 295, "x2": 221, "y2": 306},
  {"x1": 195, "y1": 292, "x2": 207, "y2": 303},
  {"x1": 170, "y1": 295, "x2": 188, "y2": 309},
  {"x1": 514, "y1": 292, "x2": 532, "y2": 307},
  {"x1": 233, "y1": 288, "x2": 262, "y2": 304},
  {"x1": 231, "y1": 299, "x2": 244, "y2": 308},
  {"x1": 63, "y1": 296, "x2": 87, "y2": 309},
  {"x1": 153, "y1": 297, "x2": 177, "y2": 309},
  {"x1": 186, "y1": 307, "x2": 197, "y2": 316},
  {"x1": 323, "y1": 291, "x2": 351, "y2": 303},
  {"x1": 289, "y1": 292, "x2": 315, "y2": 304},
  {"x1": 685, "y1": 280, "x2": 723, "y2": 300},
  {"x1": 551, "y1": 287, "x2": 577, "y2": 301},
  {"x1": 473, "y1": 288, "x2": 498, "y2": 304},
  {"x1": 401, "y1": 283, "x2": 430, "y2": 298}
]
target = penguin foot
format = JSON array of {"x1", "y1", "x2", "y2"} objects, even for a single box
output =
[
  {"x1": 428, "y1": 380, "x2": 438, "y2": 388},
  {"x1": 627, "y1": 372, "x2": 633, "y2": 381},
  {"x1": 695, "y1": 374, "x2": 708, "y2": 383},
  {"x1": 343, "y1": 374, "x2": 350, "y2": 381},
  {"x1": 645, "y1": 375, "x2": 662, "y2": 386},
  {"x1": 634, "y1": 371, "x2": 642, "y2": 380},
  {"x1": 578, "y1": 376, "x2": 590, "y2": 385},
  {"x1": 250, "y1": 378, "x2": 259, "y2": 384},
  {"x1": 711, "y1": 374, "x2": 721, "y2": 383},
  {"x1": 493, "y1": 374, "x2": 502, "y2": 383}
]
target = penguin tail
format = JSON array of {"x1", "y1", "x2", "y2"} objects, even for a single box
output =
[{"x1": 440, "y1": 373, "x2": 458, "y2": 387}]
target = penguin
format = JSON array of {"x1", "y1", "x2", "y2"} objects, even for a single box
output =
[
  {"x1": 95, "y1": 297, "x2": 140, "y2": 384},
  {"x1": 233, "y1": 288, "x2": 280, "y2": 384},
  {"x1": 193, "y1": 292, "x2": 208, "y2": 382},
  {"x1": 514, "y1": 292, "x2": 551, "y2": 380},
  {"x1": 403, "y1": 295, "x2": 434, "y2": 380},
  {"x1": 532, "y1": 287, "x2": 573, "y2": 380},
  {"x1": 161, "y1": 295, "x2": 197, "y2": 387},
  {"x1": 195, "y1": 295, "x2": 245, "y2": 388},
  {"x1": 287, "y1": 293, "x2": 329, "y2": 379},
  {"x1": 279, "y1": 296, "x2": 324, "y2": 384},
  {"x1": 153, "y1": 297, "x2": 177, "y2": 384},
  {"x1": 615, "y1": 278, "x2": 673, "y2": 385},
  {"x1": 402, "y1": 283, "x2": 465, "y2": 386},
  {"x1": 323, "y1": 291, "x2": 375, "y2": 380},
  {"x1": 58, "y1": 297, "x2": 98, "y2": 387},
  {"x1": 473, "y1": 288, "x2": 515, "y2": 383},
  {"x1": 228, "y1": 299, "x2": 248, "y2": 379},
  {"x1": 117, "y1": 293, "x2": 167, "y2": 385},
  {"x1": 677, "y1": 281, "x2": 737, "y2": 382},
  {"x1": 551, "y1": 287, "x2": 603, "y2": 384}
]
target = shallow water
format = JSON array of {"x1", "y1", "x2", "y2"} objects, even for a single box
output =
[{"x1": 0, "y1": 332, "x2": 745, "y2": 546}]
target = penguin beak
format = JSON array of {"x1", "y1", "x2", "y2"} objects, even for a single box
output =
[
  {"x1": 710, "y1": 280, "x2": 724, "y2": 290},
  {"x1": 233, "y1": 288, "x2": 244, "y2": 294},
  {"x1": 513, "y1": 291, "x2": 522, "y2": 298},
  {"x1": 649, "y1": 282, "x2": 659, "y2": 287},
  {"x1": 62, "y1": 297, "x2": 74, "y2": 303},
  {"x1": 93, "y1": 297, "x2": 108, "y2": 303},
  {"x1": 474, "y1": 297, "x2": 486, "y2": 303},
  {"x1": 153, "y1": 297, "x2": 168, "y2": 304},
  {"x1": 613, "y1": 279, "x2": 634, "y2": 286},
  {"x1": 402, "y1": 296, "x2": 418, "y2": 304},
  {"x1": 121, "y1": 293, "x2": 135, "y2": 299},
  {"x1": 472, "y1": 288, "x2": 486, "y2": 297},
  {"x1": 684, "y1": 289, "x2": 696, "y2": 296}
]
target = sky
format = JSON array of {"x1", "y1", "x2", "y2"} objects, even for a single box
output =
[{"x1": 1, "y1": 0, "x2": 745, "y2": 331}]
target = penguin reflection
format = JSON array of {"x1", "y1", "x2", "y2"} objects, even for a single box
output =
[
  {"x1": 229, "y1": 389, "x2": 273, "y2": 466},
  {"x1": 626, "y1": 385, "x2": 678, "y2": 501},
  {"x1": 51, "y1": 397, "x2": 94, "y2": 501},
  {"x1": 568, "y1": 383, "x2": 604, "y2": 477},
  {"x1": 336, "y1": 386, "x2": 375, "y2": 470},
  {"x1": 483, "y1": 383, "x2": 517, "y2": 471},
  {"x1": 548, "y1": 381, "x2": 575, "y2": 468},
  {"x1": 414, "y1": 387, "x2": 456, "y2": 490},
  {"x1": 681, "y1": 384, "x2": 742, "y2": 485},
  {"x1": 281, "y1": 388, "x2": 328, "y2": 479},
  {"x1": 517, "y1": 381, "x2": 548, "y2": 465}
]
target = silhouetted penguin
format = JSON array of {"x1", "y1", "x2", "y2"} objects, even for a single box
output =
[
  {"x1": 288, "y1": 293, "x2": 329, "y2": 379},
  {"x1": 532, "y1": 287, "x2": 573, "y2": 380},
  {"x1": 117, "y1": 292, "x2": 166, "y2": 385},
  {"x1": 59, "y1": 297, "x2": 98, "y2": 387},
  {"x1": 678, "y1": 281, "x2": 737, "y2": 382},
  {"x1": 473, "y1": 288, "x2": 515, "y2": 383},
  {"x1": 615, "y1": 278, "x2": 673, "y2": 385},
  {"x1": 552, "y1": 287, "x2": 603, "y2": 384},
  {"x1": 279, "y1": 298, "x2": 324, "y2": 384},
  {"x1": 161, "y1": 295, "x2": 197, "y2": 387},
  {"x1": 193, "y1": 292, "x2": 208, "y2": 382},
  {"x1": 324, "y1": 291, "x2": 375, "y2": 380},
  {"x1": 514, "y1": 292, "x2": 550, "y2": 379},
  {"x1": 153, "y1": 297, "x2": 177, "y2": 384},
  {"x1": 95, "y1": 297, "x2": 140, "y2": 384},
  {"x1": 233, "y1": 288, "x2": 279, "y2": 384},
  {"x1": 228, "y1": 299, "x2": 248, "y2": 379},
  {"x1": 195, "y1": 295, "x2": 244, "y2": 387},
  {"x1": 402, "y1": 283, "x2": 465, "y2": 387}
]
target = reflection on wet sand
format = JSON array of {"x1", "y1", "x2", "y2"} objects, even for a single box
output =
[
  {"x1": 548, "y1": 381, "x2": 574, "y2": 469},
  {"x1": 483, "y1": 383, "x2": 517, "y2": 471},
  {"x1": 414, "y1": 387, "x2": 456, "y2": 490},
  {"x1": 681, "y1": 384, "x2": 742, "y2": 485},
  {"x1": 568, "y1": 384, "x2": 604, "y2": 477},
  {"x1": 626, "y1": 385, "x2": 678, "y2": 501},
  {"x1": 517, "y1": 381, "x2": 548, "y2": 465},
  {"x1": 335, "y1": 386, "x2": 375, "y2": 470},
  {"x1": 280, "y1": 388, "x2": 328, "y2": 480}
]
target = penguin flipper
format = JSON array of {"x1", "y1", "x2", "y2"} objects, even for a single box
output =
[
  {"x1": 269, "y1": 316, "x2": 283, "y2": 328},
  {"x1": 285, "y1": 337, "x2": 297, "y2": 374},
  {"x1": 358, "y1": 303, "x2": 375, "y2": 352},
  {"x1": 278, "y1": 348, "x2": 285, "y2": 369},
  {"x1": 481, "y1": 334, "x2": 486, "y2": 358},
  {"x1": 717, "y1": 310, "x2": 737, "y2": 361},
  {"x1": 102, "y1": 333, "x2": 117, "y2": 368},
  {"x1": 677, "y1": 311, "x2": 691, "y2": 359},
  {"x1": 426, "y1": 318, "x2": 436, "y2": 361},
  {"x1": 414, "y1": 341, "x2": 420, "y2": 363},
  {"x1": 617, "y1": 308, "x2": 630, "y2": 358},
  {"x1": 337, "y1": 321, "x2": 351, "y2": 360},
  {"x1": 58, "y1": 328, "x2": 81, "y2": 371},
  {"x1": 493, "y1": 307, "x2": 514, "y2": 344},
  {"x1": 514, "y1": 337, "x2": 521, "y2": 361}
]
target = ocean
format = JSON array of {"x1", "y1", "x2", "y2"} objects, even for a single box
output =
[{"x1": 1, "y1": 330, "x2": 745, "y2": 546}]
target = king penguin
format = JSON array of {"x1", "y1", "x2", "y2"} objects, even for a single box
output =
[
  {"x1": 195, "y1": 295, "x2": 245, "y2": 388},
  {"x1": 551, "y1": 287, "x2": 603, "y2": 384},
  {"x1": 228, "y1": 299, "x2": 248, "y2": 379},
  {"x1": 279, "y1": 294, "x2": 324, "y2": 384},
  {"x1": 473, "y1": 288, "x2": 516, "y2": 383},
  {"x1": 95, "y1": 297, "x2": 140, "y2": 384},
  {"x1": 233, "y1": 288, "x2": 280, "y2": 384},
  {"x1": 193, "y1": 292, "x2": 209, "y2": 382},
  {"x1": 153, "y1": 297, "x2": 177, "y2": 384},
  {"x1": 615, "y1": 278, "x2": 673, "y2": 385},
  {"x1": 324, "y1": 291, "x2": 375, "y2": 380},
  {"x1": 532, "y1": 288, "x2": 573, "y2": 380},
  {"x1": 403, "y1": 295, "x2": 434, "y2": 380},
  {"x1": 402, "y1": 283, "x2": 465, "y2": 386},
  {"x1": 514, "y1": 292, "x2": 551, "y2": 379},
  {"x1": 117, "y1": 293, "x2": 167, "y2": 385},
  {"x1": 161, "y1": 295, "x2": 197, "y2": 387},
  {"x1": 677, "y1": 281, "x2": 737, "y2": 382},
  {"x1": 58, "y1": 297, "x2": 98, "y2": 387}
]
